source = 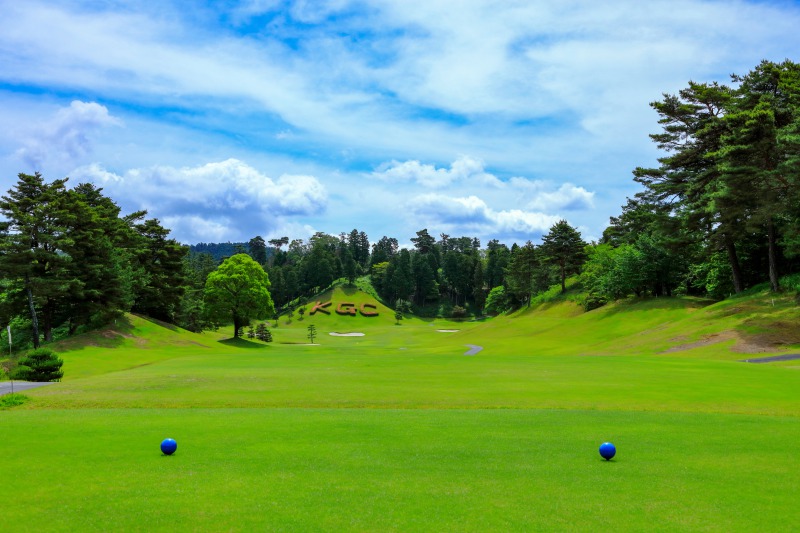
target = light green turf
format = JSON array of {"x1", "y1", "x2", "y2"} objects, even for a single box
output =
[
  {"x1": 2, "y1": 408, "x2": 799, "y2": 531},
  {"x1": 2, "y1": 285, "x2": 799, "y2": 531}
]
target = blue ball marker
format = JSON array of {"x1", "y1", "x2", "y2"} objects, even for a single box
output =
[
  {"x1": 161, "y1": 438, "x2": 178, "y2": 455},
  {"x1": 599, "y1": 442, "x2": 616, "y2": 460}
]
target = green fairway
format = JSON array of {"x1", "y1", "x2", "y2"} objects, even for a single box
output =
[
  {"x1": 3, "y1": 408, "x2": 799, "y2": 531},
  {"x1": 2, "y1": 287, "x2": 800, "y2": 531}
]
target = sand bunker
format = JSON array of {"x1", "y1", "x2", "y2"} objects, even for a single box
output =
[
  {"x1": 436, "y1": 329, "x2": 459, "y2": 333},
  {"x1": 329, "y1": 332, "x2": 365, "y2": 337}
]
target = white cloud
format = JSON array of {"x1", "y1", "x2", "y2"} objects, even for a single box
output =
[
  {"x1": 373, "y1": 155, "x2": 502, "y2": 188},
  {"x1": 71, "y1": 159, "x2": 328, "y2": 243},
  {"x1": 161, "y1": 215, "x2": 232, "y2": 243},
  {"x1": 14, "y1": 100, "x2": 121, "y2": 170},
  {"x1": 407, "y1": 193, "x2": 561, "y2": 240},
  {"x1": 527, "y1": 183, "x2": 594, "y2": 211}
]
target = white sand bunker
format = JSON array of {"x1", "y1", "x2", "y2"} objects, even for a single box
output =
[
  {"x1": 436, "y1": 329, "x2": 459, "y2": 333},
  {"x1": 329, "y1": 332, "x2": 365, "y2": 337}
]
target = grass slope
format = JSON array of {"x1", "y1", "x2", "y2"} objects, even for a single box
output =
[{"x1": 2, "y1": 287, "x2": 799, "y2": 531}]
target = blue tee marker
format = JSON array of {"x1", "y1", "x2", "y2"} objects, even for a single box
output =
[
  {"x1": 161, "y1": 438, "x2": 178, "y2": 455},
  {"x1": 599, "y1": 442, "x2": 616, "y2": 460}
]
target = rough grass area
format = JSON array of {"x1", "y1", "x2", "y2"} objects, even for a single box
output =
[{"x1": 0, "y1": 393, "x2": 29, "y2": 409}]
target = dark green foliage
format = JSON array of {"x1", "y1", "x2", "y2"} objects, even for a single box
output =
[
  {"x1": 255, "y1": 323, "x2": 273, "y2": 342},
  {"x1": 451, "y1": 305, "x2": 467, "y2": 319},
  {"x1": 12, "y1": 348, "x2": 63, "y2": 382},
  {"x1": 190, "y1": 242, "x2": 249, "y2": 262},
  {"x1": 129, "y1": 217, "x2": 188, "y2": 322},
  {"x1": 371, "y1": 236, "x2": 398, "y2": 265},
  {"x1": 627, "y1": 60, "x2": 800, "y2": 296},
  {"x1": 484, "y1": 286, "x2": 508, "y2": 315},
  {"x1": 0, "y1": 174, "x2": 188, "y2": 344},
  {"x1": 307, "y1": 324, "x2": 316, "y2": 343},
  {"x1": 540, "y1": 220, "x2": 587, "y2": 294},
  {"x1": 505, "y1": 241, "x2": 539, "y2": 306},
  {"x1": 248, "y1": 236, "x2": 268, "y2": 265}
]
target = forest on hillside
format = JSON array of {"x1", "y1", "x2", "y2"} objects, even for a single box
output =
[{"x1": 1, "y1": 59, "x2": 799, "y2": 353}]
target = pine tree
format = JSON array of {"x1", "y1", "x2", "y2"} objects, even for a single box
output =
[{"x1": 539, "y1": 220, "x2": 587, "y2": 293}]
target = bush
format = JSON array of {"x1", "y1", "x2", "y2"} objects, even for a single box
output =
[
  {"x1": 583, "y1": 292, "x2": 608, "y2": 311},
  {"x1": 12, "y1": 348, "x2": 64, "y2": 382},
  {"x1": 451, "y1": 305, "x2": 467, "y2": 319},
  {"x1": 780, "y1": 273, "x2": 800, "y2": 293},
  {"x1": 484, "y1": 286, "x2": 508, "y2": 315},
  {"x1": 0, "y1": 393, "x2": 30, "y2": 409}
]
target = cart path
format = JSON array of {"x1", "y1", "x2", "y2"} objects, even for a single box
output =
[
  {"x1": 741, "y1": 353, "x2": 800, "y2": 363},
  {"x1": 0, "y1": 381, "x2": 55, "y2": 395},
  {"x1": 464, "y1": 345, "x2": 483, "y2": 356}
]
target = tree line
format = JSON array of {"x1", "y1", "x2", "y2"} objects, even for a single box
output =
[
  {"x1": 590, "y1": 59, "x2": 800, "y2": 305},
  {"x1": 0, "y1": 173, "x2": 186, "y2": 351}
]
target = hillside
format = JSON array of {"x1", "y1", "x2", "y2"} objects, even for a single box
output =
[
  {"x1": 25, "y1": 283, "x2": 798, "y2": 386},
  {"x1": 481, "y1": 287, "x2": 800, "y2": 361}
]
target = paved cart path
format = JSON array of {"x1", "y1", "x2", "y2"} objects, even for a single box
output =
[
  {"x1": 0, "y1": 381, "x2": 55, "y2": 395},
  {"x1": 464, "y1": 345, "x2": 483, "y2": 356},
  {"x1": 742, "y1": 354, "x2": 800, "y2": 363}
]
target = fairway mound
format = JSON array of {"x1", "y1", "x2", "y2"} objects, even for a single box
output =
[
  {"x1": 329, "y1": 332, "x2": 365, "y2": 337},
  {"x1": 437, "y1": 329, "x2": 459, "y2": 333}
]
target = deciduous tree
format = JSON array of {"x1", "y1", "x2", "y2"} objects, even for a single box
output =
[{"x1": 204, "y1": 254, "x2": 275, "y2": 338}]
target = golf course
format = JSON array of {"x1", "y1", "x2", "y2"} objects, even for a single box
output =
[{"x1": 3, "y1": 283, "x2": 799, "y2": 531}]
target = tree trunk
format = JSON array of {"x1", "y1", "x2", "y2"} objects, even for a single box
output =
[
  {"x1": 560, "y1": 262, "x2": 566, "y2": 293},
  {"x1": 768, "y1": 218, "x2": 780, "y2": 292},
  {"x1": 723, "y1": 233, "x2": 744, "y2": 294},
  {"x1": 25, "y1": 275, "x2": 40, "y2": 349},
  {"x1": 43, "y1": 300, "x2": 54, "y2": 342}
]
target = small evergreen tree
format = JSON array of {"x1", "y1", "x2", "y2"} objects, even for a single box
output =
[
  {"x1": 255, "y1": 322, "x2": 273, "y2": 342},
  {"x1": 12, "y1": 348, "x2": 63, "y2": 382}
]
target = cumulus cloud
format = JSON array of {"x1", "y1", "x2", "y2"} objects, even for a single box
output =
[
  {"x1": 373, "y1": 155, "x2": 502, "y2": 188},
  {"x1": 527, "y1": 183, "x2": 594, "y2": 211},
  {"x1": 15, "y1": 100, "x2": 121, "y2": 170},
  {"x1": 408, "y1": 193, "x2": 561, "y2": 240},
  {"x1": 71, "y1": 158, "x2": 327, "y2": 243}
]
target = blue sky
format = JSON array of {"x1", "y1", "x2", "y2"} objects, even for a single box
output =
[{"x1": 2, "y1": 0, "x2": 800, "y2": 246}]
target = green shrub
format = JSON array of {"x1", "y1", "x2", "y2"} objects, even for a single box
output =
[
  {"x1": 780, "y1": 273, "x2": 800, "y2": 293},
  {"x1": 583, "y1": 293, "x2": 608, "y2": 311},
  {"x1": 451, "y1": 305, "x2": 467, "y2": 319},
  {"x1": 0, "y1": 393, "x2": 30, "y2": 409},
  {"x1": 12, "y1": 348, "x2": 64, "y2": 382},
  {"x1": 484, "y1": 286, "x2": 508, "y2": 315}
]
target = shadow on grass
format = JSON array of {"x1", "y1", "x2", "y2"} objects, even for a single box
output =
[
  {"x1": 218, "y1": 338, "x2": 271, "y2": 349},
  {"x1": 594, "y1": 296, "x2": 716, "y2": 318},
  {"x1": 134, "y1": 314, "x2": 181, "y2": 332}
]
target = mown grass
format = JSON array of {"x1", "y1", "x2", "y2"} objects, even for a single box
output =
[
  {"x1": 2, "y1": 285, "x2": 799, "y2": 531},
  {"x1": 3, "y1": 408, "x2": 799, "y2": 531}
]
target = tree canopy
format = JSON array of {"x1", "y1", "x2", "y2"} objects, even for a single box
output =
[{"x1": 204, "y1": 254, "x2": 275, "y2": 338}]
